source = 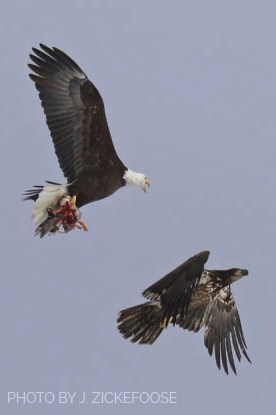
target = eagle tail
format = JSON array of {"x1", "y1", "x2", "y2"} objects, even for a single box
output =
[
  {"x1": 117, "y1": 301, "x2": 164, "y2": 345},
  {"x1": 22, "y1": 185, "x2": 45, "y2": 202},
  {"x1": 22, "y1": 181, "x2": 61, "y2": 202}
]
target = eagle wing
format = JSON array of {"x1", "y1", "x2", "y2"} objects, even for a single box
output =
[
  {"x1": 176, "y1": 303, "x2": 208, "y2": 333},
  {"x1": 204, "y1": 286, "x2": 251, "y2": 374},
  {"x1": 29, "y1": 44, "x2": 124, "y2": 184},
  {"x1": 142, "y1": 250, "x2": 210, "y2": 326}
]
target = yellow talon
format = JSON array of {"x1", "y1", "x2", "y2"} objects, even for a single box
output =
[
  {"x1": 160, "y1": 316, "x2": 173, "y2": 328},
  {"x1": 69, "y1": 195, "x2": 77, "y2": 210},
  {"x1": 143, "y1": 178, "x2": 150, "y2": 193}
]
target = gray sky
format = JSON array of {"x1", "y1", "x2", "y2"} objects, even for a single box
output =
[{"x1": 1, "y1": 1, "x2": 275, "y2": 413}]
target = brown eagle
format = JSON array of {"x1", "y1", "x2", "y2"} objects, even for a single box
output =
[
  {"x1": 23, "y1": 44, "x2": 150, "y2": 237},
  {"x1": 117, "y1": 250, "x2": 251, "y2": 375}
]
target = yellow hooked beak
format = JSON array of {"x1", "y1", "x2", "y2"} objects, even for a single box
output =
[{"x1": 143, "y1": 178, "x2": 150, "y2": 193}]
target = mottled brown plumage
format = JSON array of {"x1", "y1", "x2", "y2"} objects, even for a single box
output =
[{"x1": 117, "y1": 251, "x2": 251, "y2": 375}]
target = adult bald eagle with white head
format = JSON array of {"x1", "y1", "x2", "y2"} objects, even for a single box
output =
[{"x1": 23, "y1": 44, "x2": 150, "y2": 237}]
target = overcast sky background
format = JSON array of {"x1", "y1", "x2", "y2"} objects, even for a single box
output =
[{"x1": 1, "y1": 1, "x2": 275, "y2": 414}]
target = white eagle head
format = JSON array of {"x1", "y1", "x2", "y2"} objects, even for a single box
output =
[{"x1": 123, "y1": 170, "x2": 150, "y2": 193}]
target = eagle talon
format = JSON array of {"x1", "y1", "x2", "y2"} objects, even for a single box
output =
[
  {"x1": 45, "y1": 195, "x2": 88, "y2": 233},
  {"x1": 69, "y1": 195, "x2": 77, "y2": 210},
  {"x1": 160, "y1": 316, "x2": 173, "y2": 328}
]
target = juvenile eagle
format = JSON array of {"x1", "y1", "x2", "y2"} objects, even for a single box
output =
[
  {"x1": 23, "y1": 44, "x2": 150, "y2": 237},
  {"x1": 117, "y1": 250, "x2": 251, "y2": 375}
]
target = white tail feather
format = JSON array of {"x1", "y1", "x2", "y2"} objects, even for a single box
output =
[{"x1": 32, "y1": 184, "x2": 68, "y2": 226}]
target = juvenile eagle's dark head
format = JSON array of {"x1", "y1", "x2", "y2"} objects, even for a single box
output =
[{"x1": 208, "y1": 267, "x2": 248, "y2": 286}]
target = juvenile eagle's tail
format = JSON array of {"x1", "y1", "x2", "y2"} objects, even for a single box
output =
[{"x1": 117, "y1": 301, "x2": 164, "y2": 345}]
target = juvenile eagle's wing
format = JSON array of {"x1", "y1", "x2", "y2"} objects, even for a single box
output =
[
  {"x1": 176, "y1": 303, "x2": 208, "y2": 333},
  {"x1": 143, "y1": 250, "x2": 210, "y2": 326},
  {"x1": 204, "y1": 286, "x2": 251, "y2": 375},
  {"x1": 29, "y1": 44, "x2": 124, "y2": 184}
]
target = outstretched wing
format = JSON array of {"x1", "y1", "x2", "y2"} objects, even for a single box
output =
[
  {"x1": 143, "y1": 250, "x2": 210, "y2": 326},
  {"x1": 204, "y1": 286, "x2": 251, "y2": 375},
  {"x1": 29, "y1": 44, "x2": 124, "y2": 184}
]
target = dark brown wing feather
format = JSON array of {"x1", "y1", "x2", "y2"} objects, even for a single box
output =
[
  {"x1": 117, "y1": 301, "x2": 163, "y2": 345},
  {"x1": 176, "y1": 303, "x2": 208, "y2": 332},
  {"x1": 29, "y1": 44, "x2": 125, "y2": 185},
  {"x1": 204, "y1": 286, "x2": 251, "y2": 375},
  {"x1": 176, "y1": 269, "x2": 223, "y2": 333},
  {"x1": 142, "y1": 251, "x2": 210, "y2": 326}
]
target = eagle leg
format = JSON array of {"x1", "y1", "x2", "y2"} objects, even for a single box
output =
[
  {"x1": 160, "y1": 315, "x2": 173, "y2": 328},
  {"x1": 47, "y1": 196, "x2": 88, "y2": 233}
]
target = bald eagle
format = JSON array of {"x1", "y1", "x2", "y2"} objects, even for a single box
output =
[
  {"x1": 117, "y1": 251, "x2": 251, "y2": 375},
  {"x1": 23, "y1": 44, "x2": 150, "y2": 237}
]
